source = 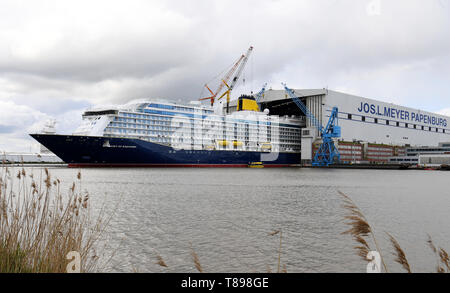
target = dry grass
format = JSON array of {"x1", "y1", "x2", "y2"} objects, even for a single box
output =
[
  {"x1": 340, "y1": 191, "x2": 449, "y2": 273},
  {"x1": 387, "y1": 233, "x2": 411, "y2": 273},
  {"x1": 190, "y1": 244, "x2": 203, "y2": 273},
  {"x1": 427, "y1": 235, "x2": 450, "y2": 273},
  {"x1": 156, "y1": 254, "x2": 168, "y2": 268},
  {"x1": 339, "y1": 191, "x2": 388, "y2": 272},
  {"x1": 268, "y1": 229, "x2": 284, "y2": 273},
  {"x1": 0, "y1": 165, "x2": 110, "y2": 273}
]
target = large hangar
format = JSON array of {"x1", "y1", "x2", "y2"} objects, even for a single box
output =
[{"x1": 245, "y1": 88, "x2": 450, "y2": 163}]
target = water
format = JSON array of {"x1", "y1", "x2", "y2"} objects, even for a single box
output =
[{"x1": 15, "y1": 167, "x2": 450, "y2": 272}]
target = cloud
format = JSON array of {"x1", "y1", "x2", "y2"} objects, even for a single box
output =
[
  {"x1": 0, "y1": 125, "x2": 16, "y2": 134},
  {"x1": 0, "y1": 98, "x2": 87, "y2": 152},
  {"x1": 0, "y1": 100, "x2": 47, "y2": 130},
  {"x1": 437, "y1": 108, "x2": 450, "y2": 117},
  {"x1": 0, "y1": 0, "x2": 450, "y2": 151},
  {"x1": 0, "y1": 100, "x2": 47, "y2": 152}
]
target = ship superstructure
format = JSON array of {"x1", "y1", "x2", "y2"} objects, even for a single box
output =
[
  {"x1": 31, "y1": 96, "x2": 302, "y2": 167},
  {"x1": 74, "y1": 99, "x2": 301, "y2": 153}
]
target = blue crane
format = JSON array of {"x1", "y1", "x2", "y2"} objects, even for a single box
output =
[
  {"x1": 254, "y1": 83, "x2": 267, "y2": 103},
  {"x1": 282, "y1": 83, "x2": 341, "y2": 166}
]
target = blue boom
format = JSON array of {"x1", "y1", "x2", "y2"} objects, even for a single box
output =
[
  {"x1": 254, "y1": 83, "x2": 267, "y2": 103},
  {"x1": 282, "y1": 83, "x2": 341, "y2": 166}
]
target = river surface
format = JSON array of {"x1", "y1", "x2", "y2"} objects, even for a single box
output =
[{"x1": 14, "y1": 167, "x2": 450, "y2": 273}]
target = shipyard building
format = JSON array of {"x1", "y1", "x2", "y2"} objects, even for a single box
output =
[{"x1": 232, "y1": 88, "x2": 450, "y2": 164}]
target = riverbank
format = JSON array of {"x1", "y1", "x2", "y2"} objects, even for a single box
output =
[{"x1": 301, "y1": 163, "x2": 450, "y2": 171}]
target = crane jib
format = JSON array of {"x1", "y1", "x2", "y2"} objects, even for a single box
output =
[{"x1": 282, "y1": 83, "x2": 341, "y2": 166}]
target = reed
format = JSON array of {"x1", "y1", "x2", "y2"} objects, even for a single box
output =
[
  {"x1": 387, "y1": 232, "x2": 411, "y2": 273},
  {"x1": 339, "y1": 191, "x2": 449, "y2": 273},
  {"x1": 338, "y1": 191, "x2": 388, "y2": 272},
  {"x1": 268, "y1": 229, "x2": 284, "y2": 273},
  {"x1": 427, "y1": 234, "x2": 450, "y2": 273},
  {"x1": 190, "y1": 244, "x2": 203, "y2": 273},
  {"x1": 0, "y1": 165, "x2": 109, "y2": 273},
  {"x1": 156, "y1": 254, "x2": 168, "y2": 268}
]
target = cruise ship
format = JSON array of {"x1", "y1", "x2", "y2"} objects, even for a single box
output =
[{"x1": 30, "y1": 95, "x2": 302, "y2": 167}]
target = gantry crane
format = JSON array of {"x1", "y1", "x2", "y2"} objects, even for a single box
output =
[{"x1": 282, "y1": 83, "x2": 341, "y2": 166}]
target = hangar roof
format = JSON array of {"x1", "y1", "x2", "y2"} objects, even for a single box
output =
[
  {"x1": 229, "y1": 88, "x2": 327, "y2": 107},
  {"x1": 259, "y1": 88, "x2": 327, "y2": 103}
]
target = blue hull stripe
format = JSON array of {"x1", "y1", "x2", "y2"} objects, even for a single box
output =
[{"x1": 30, "y1": 134, "x2": 301, "y2": 166}]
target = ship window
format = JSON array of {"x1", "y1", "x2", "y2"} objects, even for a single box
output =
[
  {"x1": 386, "y1": 120, "x2": 389, "y2": 125},
  {"x1": 429, "y1": 127, "x2": 432, "y2": 131},
  {"x1": 362, "y1": 116, "x2": 365, "y2": 122},
  {"x1": 83, "y1": 110, "x2": 118, "y2": 116},
  {"x1": 374, "y1": 118, "x2": 378, "y2": 124},
  {"x1": 422, "y1": 126, "x2": 424, "y2": 130},
  {"x1": 396, "y1": 122, "x2": 400, "y2": 127},
  {"x1": 405, "y1": 123, "x2": 408, "y2": 128}
]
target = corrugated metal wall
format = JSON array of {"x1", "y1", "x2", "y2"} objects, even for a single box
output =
[{"x1": 306, "y1": 95, "x2": 324, "y2": 137}]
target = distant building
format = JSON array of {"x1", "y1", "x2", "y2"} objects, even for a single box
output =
[
  {"x1": 2, "y1": 153, "x2": 63, "y2": 164},
  {"x1": 418, "y1": 154, "x2": 450, "y2": 167},
  {"x1": 231, "y1": 88, "x2": 450, "y2": 164},
  {"x1": 389, "y1": 142, "x2": 450, "y2": 165}
]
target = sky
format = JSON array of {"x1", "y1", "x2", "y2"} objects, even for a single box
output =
[{"x1": 0, "y1": 0, "x2": 450, "y2": 152}]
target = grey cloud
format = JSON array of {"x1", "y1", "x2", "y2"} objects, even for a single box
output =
[
  {"x1": 0, "y1": 125, "x2": 16, "y2": 134},
  {"x1": 1, "y1": 0, "x2": 447, "y2": 101},
  {"x1": 0, "y1": 0, "x2": 450, "y2": 151}
]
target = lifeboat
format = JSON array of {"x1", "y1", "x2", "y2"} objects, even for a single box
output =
[{"x1": 248, "y1": 162, "x2": 264, "y2": 168}]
